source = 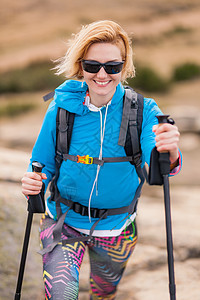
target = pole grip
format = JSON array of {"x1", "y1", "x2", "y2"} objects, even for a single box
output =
[
  {"x1": 32, "y1": 161, "x2": 45, "y2": 175},
  {"x1": 156, "y1": 115, "x2": 171, "y2": 175},
  {"x1": 28, "y1": 162, "x2": 45, "y2": 213},
  {"x1": 156, "y1": 115, "x2": 169, "y2": 154},
  {"x1": 156, "y1": 114, "x2": 170, "y2": 125}
]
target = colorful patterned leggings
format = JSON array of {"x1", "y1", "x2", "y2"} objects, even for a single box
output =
[{"x1": 40, "y1": 213, "x2": 137, "y2": 300}]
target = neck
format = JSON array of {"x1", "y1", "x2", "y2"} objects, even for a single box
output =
[{"x1": 89, "y1": 91, "x2": 114, "y2": 108}]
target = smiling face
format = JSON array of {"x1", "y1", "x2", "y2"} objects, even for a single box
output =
[{"x1": 82, "y1": 43, "x2": 123, "y2": 107}]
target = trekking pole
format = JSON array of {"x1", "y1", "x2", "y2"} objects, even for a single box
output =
[
  {"x1": 14, "y1": 162, "x2": 45, "y2": 300},
  {"x1": 156, "y1": 115, "x2": 176, "y2": 300}
]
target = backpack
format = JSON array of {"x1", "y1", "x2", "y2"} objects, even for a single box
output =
[{"x1": 40, "y1": 86, "x2": 147, "y2": 255}]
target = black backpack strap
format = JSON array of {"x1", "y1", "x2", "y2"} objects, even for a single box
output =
[
  {"x1": 50, "y1": 108, "x2": 75, "y2": 216},
  {"x1": 118, "y1": 88, "x2": 132, "y2": 147},
  {"x1": 128, "y1": 89, "x2": 140, "y2": 162},
  {"x1": 136, "y1": 92, "x2": 144, "y2": 138},
  {"x1": 56, "y1": 108, "x2": 75, "y2": 160},
  {"x1": 43, "y1": 107, "x2": 75, "y2": 254},
  {"x1": 57, "y1": 108, "x2": 68, "y2": 154},
  {"x1": 43, "y1": 91, "x2": 55, "y2": 102},
  {"x1": 118, "y1": 87, "x2": 146, "y2": 217},
  {"x1": 118, "y1": 87, "x2": 144, "y2": 166}
]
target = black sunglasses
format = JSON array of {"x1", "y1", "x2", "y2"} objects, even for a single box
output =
[{"x1": 82, "y1": 60, "x2": 124, "y2": 74}]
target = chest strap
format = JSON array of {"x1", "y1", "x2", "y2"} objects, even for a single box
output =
[{"x1": 63, "y1": 153, "x2": 135, "y2": 166}]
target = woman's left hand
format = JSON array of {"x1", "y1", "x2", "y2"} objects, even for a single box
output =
[{"x1": 153, "y1": 123, "x2": 180, "y2": 164}]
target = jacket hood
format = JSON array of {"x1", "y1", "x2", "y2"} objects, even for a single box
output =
[{"x1": 54, "y1": 79, "x2": 125, "y2": 115}]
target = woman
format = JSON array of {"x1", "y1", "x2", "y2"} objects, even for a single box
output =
[{"x1": 21, "y1": 20, "x2": 181, "y2": 300}]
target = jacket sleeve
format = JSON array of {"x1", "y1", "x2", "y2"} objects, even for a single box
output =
[
  {"x1": 140, "y1": 97, "x2": 162, "y2": 166},
  {"x1": 27, "y1": 101, "x2": 57, "y2": 192},
  {"x1": 141, "y1": 97, "x2": 182, "y2": 177}
]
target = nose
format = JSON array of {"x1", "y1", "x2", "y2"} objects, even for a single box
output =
[{"x1": 96, "y1": 66, "x2": 107, "y2": 78}]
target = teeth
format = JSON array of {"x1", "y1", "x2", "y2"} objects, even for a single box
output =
[{"x1": 95, "y1": 81, "x2": 110, "y2": 86}]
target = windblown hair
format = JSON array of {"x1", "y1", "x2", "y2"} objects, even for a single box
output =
[{"x1": 54, "y1": 20, "x2": 135, "y2": 82}]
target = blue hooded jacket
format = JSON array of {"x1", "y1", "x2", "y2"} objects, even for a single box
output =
[{"x1": 29, "y1": 80, "x2": 165, "y2": 236}]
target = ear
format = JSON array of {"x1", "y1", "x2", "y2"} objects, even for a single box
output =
[{"x1": 78, "y1": 61, "x2": 84, "y2": 77}]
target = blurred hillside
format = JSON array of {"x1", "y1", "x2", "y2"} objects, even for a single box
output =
[{"x1": 1, "y1": 0, "x2": 200, "y2": 77}]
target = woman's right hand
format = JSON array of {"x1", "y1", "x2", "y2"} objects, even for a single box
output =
[{"x1": 21, "y1": 172, "x2": 47, "y2": 197}]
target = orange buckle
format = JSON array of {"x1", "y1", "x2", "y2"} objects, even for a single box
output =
[{"x1": 77, "y1": 155, "x2": 93, "y2": 164}]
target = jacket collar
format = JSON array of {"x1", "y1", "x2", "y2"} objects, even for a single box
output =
[{"x1": 54, "y1": 80, "x2": 125, "y2": 115}]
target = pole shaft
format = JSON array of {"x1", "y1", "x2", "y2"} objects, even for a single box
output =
[
  {"x1": 163, "y1": 175, "x2": 176, "y2": 300},
  {"x1": 15, "y1": 212, "x2": 33, "y2": 300}
]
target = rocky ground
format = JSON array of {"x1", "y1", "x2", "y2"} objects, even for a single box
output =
[{"x1": 0, "y1": 80, "x2": 200, "y2": 300}]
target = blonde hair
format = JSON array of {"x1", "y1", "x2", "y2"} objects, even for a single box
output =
[{"x1": 54, "y1": 20, "x2": 135, "y2": 82}]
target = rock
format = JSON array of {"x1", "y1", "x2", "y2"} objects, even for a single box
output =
[
  {"x1": 165, "y1": 105, "x2": 200, "y2": 134},
  {"x1": 0, "y1": 147, "x2": 30, "y2": 182}
]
